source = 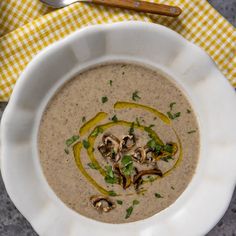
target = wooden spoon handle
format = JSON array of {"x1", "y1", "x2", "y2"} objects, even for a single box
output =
[{"x1": 91, "y1": 0, "x2": 182, "y2": 17}]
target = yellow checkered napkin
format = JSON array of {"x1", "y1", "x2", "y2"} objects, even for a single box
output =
[{"x1": 0, "y1": 0, "x2": 235, "y2": 101}]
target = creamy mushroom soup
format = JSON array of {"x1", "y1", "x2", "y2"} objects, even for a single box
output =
[{"x1": 38, "y1": 63, "x2": 199, "y2": 223}]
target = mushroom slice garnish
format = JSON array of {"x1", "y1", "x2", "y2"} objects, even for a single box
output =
[
  {"x1": 98, "y1": 143, "x2": 111, "y2": 157},
  {"x1": 113, "y1": 164, "x2": 131, "y2": 189},
  {"x1": 133, "y1": 168, "x2": 163, "y2": 190},
  {"x1": 90, "y1": 196, "x2": 116, "y2": 213},
  {"x1": 120, "y1": 135, "x2": 136, "y2": 152},
  {"x1": 102, "y1": 133, "x2": 120, "y2": 153},
  {"x1": 132, "y1": 147, "x2": 146, "y2": 164},
  {"x1": 132, "y1": 146, "x2": 153, "y2": 164},
  {"x1": 145, "y1": 148, "x2": 154, "y2": 163}
]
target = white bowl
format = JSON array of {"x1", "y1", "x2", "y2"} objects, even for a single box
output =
[{"x1": 1, "y1": 22, "x2": 236, "y2": 236}]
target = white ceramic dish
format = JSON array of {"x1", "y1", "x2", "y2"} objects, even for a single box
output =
[{"x1": 1, "y1": 22, "x2": 236, "y2": 236}]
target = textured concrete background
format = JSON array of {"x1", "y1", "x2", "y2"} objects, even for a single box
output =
[{"x1": 0, "y1": 0, "x2": 235, "y2": 235}]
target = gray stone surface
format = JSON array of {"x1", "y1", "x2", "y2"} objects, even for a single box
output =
[{"x1": 0, "y1": 1, "x2": 235, "y2": 235}]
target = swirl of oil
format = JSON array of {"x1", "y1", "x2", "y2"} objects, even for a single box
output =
[{"x1": 73, "y1": 102, "x2": 182, "y2": 196}]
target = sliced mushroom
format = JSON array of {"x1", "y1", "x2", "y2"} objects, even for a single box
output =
[
  {"x1": 132, "y1": 146, "x2": 153, "y2": 164},
  {"x1": 120, "y1": 135, "x2": 136, "y2": 152},
  {"x1": 98, "y1": 143, "x2": 111, "y2": 157},
  {"x1": 113, "y1": 163, "x2": 131, "y2": 189},
  {"x1": 132, "y1": 147, "x2": 146, "y2": 163},
  {"x1": 90, "y1": 195, "x2": 116, "y2": 213},
  {"x1": 98, "y1": 134, "x2": 121, "y2": 162},
  {"x1": 133, "y1": 167, "x2": 143, "y2": 190},
  {"x1": 133, "y1": 167, "x2": 163, "y2": 190}
]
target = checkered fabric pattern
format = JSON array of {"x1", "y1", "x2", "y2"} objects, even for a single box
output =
[{"x1": 0, "y1": 0, "x2": 235, "y2": 101}]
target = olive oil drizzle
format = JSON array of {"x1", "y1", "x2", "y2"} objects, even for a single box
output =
[
  {"x1": 73, "y1": 102, "x2": 183, "y2": 196},
  {"x1": 73, "y1": 142, "x2": 110, "y2": 195},
  {"x1": 79, "y1": 112, "x2": 108, "y2": 136},
  {"x1": 114, "y1": 101, "x2": 171, "y2": 125}
]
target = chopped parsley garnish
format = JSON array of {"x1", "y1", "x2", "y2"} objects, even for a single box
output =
[
  {"x1": 64, "y1": 148, "x2": 69, "y2": 155},
  {"x1": 155, "y1": 193, "x2": 163, "y2": 198},
  {"x1": 132, "y1": 91, "x2": 141, "y2": 101},
  {"x1": 82, "y1": 140, "x2": 90, "y2": 149},
  {"x1": 135, "y1": 117, "x2": 140, "y2": 126},
  {"x1": 125, "y1": 206, "x2": 133, "y2": 219},
  {"x1": 163, "y1": 144, "x2": 173, "y2": 153},
  {"x1": 104, "y1": 166, "x2": 118, "y2": 184},
  {"x1": 133, "y1": 199, "x2": 140, "y2": 205},
  {"x1": 101, "y1": 96, "x2": 108, "y2": 103},
  {"x1": 111, "y1": 115, "x2": 118, "y2": 122},
  {"x1": 167, "y1": 111, "x2": 181, "y2": 120},
  {"x1": 91, "y1": 127, "x2": 104, "y2": 137},
  {"x1": 117, "y1": 200, "x2": 123, "y2": 205},
  {"x1": 129, "y1": 122, "x2": 135, "y2": 135},
  {"x1": 188, "y1": 130, "x2": 196, "y2": 134},
  {"x1": 65, "y1": 135, "x2": 80, "y2": 147},
  {"x1": 169, "y1": 102, "x2": 176, "y2": 110},
  {"x1": 148, "y1": 124, "x2": 155, "y2": 129},
  {"x1": 87, "y1": 163, "x2": 99, "y2": 170},
  {"x1": 108, "y1": 190, "x2": 117, "y2": 196},
  {"x1": 125, "y1": 199, "x2": 140, "y2": 219},
  {"x1": 171, "y1": 186, "x2": 175, "y2": 190},
  {"x1": 187, "y1": 109, "x2": 191, "y2": 113},
  {"x1": 109, "y1": 80, "x2": 113, "y2": 86},
  {"x1": 147, "y1": 175, "x2": 155, "y2": 183},
  {"x1": 82, "y1": 116, "x2": 86, "y2": 122},
  {"x1": 121, "y1": 155, "x2": 134, "y2": 177},
  {"x1": 147, "y1": 139, "x2": 162, "y2": 154}
]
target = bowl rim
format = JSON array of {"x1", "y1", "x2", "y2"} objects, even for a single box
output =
[{"x1": 1, "y1": 21, "x2": 236, "y2": 236}]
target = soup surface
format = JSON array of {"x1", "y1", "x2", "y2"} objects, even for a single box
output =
[{"x1": 38, "y1": 63, "x2": 199, "y2": 223}]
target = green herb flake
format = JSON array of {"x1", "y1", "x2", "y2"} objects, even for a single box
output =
[
  {"x1": 82, "y1": 116, "x2": 86, "y2": 123},
  {"x1": 117, "y1": 200, "x2": 123, "y2": 205},
  {"x1": 133, "y1": 200, "x2": 140, "y2": 205},
  {"x1": 132, "y1": 91, "x2": 141, "y2": 101},
  {"x1": 101, "y1": 96, "x2": 108, "y2": 104},
  {"x1": 108, "y1": 190, "x2": 117, "y2": 196},
  {"x1": 104, "y1": 166, "x2": 118, "y2": 184},
  {"x1": 155, "y1": 193, "x2": 163, "y2": 198},
  {"x1": 105, "y1": 165, "x2": 114, "y2": 178},
  {"x1": 187, "y1": 109, "x2": 191, "y2": 113},
  {"x1": 91, "y1": 127, "x2": 104, "y2": 137},
  {"x1": 135, "y1": 117, "x2": 140, "y2": 126},
  {"x1": 121, "y1": 155, "x2": 134, "y2": 177},
  {"x1": 148, "y1": 124, "x2": 155, "y2": 129},
  {"x1": 170, "y1": 102, "x2": 176, "y2": 110},
  {"x1": 129, "y1": 122, "x2": 135, "y2": 135},
  {"x1": 65, "y1": 135, "x2": 80, "y2": 147},
  {"x1": 171, "y1": 186, "x2": 175, "y2": 190},
  {"x1": 125, "y1": 206, "x2": 133, "y2": 219},
  {"x1": 147, "y1": 176, "x2": 155, "y2": 183},
  {"x1": 147, "y1": 139, "x2": 162, "y2": 154},
  {"x1": 82, "y1": 140, "x2": 90, "y2": 149},
  {"x1": 121, "y1": 155, "x2": 133, "y2": 167},
  {"x1": 111, "y1": 115, "x2": 118, "y2": 122},
  {"x1": 167, "y1": 111, "x2": 181, "y2": 120},
  {"x1": 188, "y1": 130, "x2": 196, "y2": 134},
  {"x1": 109, "y1": 80, "x2": 113, "y2": 86},
  {"x1": 167, "y1": 111, "x2": 174, "y2": 120},
  {"x1": 163, "y1": 144, "x2": 173, "y2": 153},
  {"x1": 147, "y1": 139, "x2": 156, "y2": 149},
  {"x1": 105, "y1": 176, "x2": 117, "y2": 184},
  {"x1": 64, "y1": 148, "x2": 69, "y2": 155},
  {"x1": 88, "y1": 163, "x2": 99, "y2": 170}
]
